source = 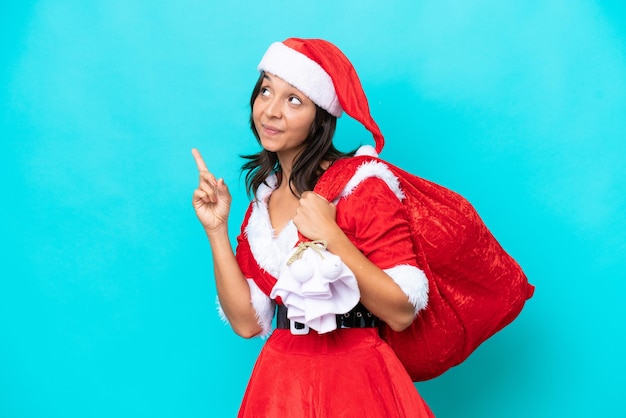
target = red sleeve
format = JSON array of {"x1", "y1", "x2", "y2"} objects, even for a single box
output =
[
  {"x1": 235, "y1": 203, "x2": 255, "y2": 278},
  {"x1": 335, "y1": 176, "x2": 418, "y2": 270}
]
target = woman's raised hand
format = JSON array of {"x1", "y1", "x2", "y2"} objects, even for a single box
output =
[{"x1": 191, "y1": 148, "x2": 232, "y2": 233}]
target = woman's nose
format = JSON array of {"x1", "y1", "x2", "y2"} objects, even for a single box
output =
[{"x1": 264, "y1": 96, "x2": 281, "y2": 118}]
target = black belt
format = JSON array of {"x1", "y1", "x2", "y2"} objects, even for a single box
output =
[{"x1": 276, "y1": 302, "x2": 379, "y2": 334}]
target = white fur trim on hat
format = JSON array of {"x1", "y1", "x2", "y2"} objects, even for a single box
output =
[{"x1": 258, "y1": 42, "x2": 343, "y2": 117}]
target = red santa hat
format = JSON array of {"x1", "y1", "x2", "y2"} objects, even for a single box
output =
[{"x1": 257, "y1": 38, "x2": 385, "y2": 155}]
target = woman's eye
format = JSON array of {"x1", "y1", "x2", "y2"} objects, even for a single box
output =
[
  {"x1": 288, "y1": 96, "x2": 302, "y2": 105},
  {"x1": 260, "y1": 87, "x2": 270, "y2": 96}
]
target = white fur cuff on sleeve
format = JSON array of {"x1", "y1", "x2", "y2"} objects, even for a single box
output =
[
  {"x1": 384, "y1": 265, "x2": 429, "y2": 315},
  {"x1": 216, "y1": 279, "x2": 275, "y2": 338}
]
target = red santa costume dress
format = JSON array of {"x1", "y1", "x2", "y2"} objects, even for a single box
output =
[
  {"x1": 226, "y1": 154, "x2": 434, "y2": 418},
  {"x1": 221, "y1": 38, "x2": 435, "y2": 417}
]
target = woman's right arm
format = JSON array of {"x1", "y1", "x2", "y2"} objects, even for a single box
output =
[{"x1": 191, "y1": 148, "x2": 263, "y2": 338}]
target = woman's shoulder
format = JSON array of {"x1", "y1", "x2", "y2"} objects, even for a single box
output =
[{"x1": 317, "y1": 155, "x2": 404, "y2": 203}]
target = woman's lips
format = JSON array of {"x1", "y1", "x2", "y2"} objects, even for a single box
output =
[{"x1": 262, "y1": 124, "x2": 282, "y2": 136}]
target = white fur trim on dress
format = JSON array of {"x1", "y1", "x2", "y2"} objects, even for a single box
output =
[
  {"x1": 258, "y1": 42, "x2": 343, "y2": 117},
  {"x1": 216, "y1": 279, "x2": 275, "y2": 338},
  {"x1": 337, "y1": 160, "x2": 405, "y2": 202},
  {"x1": 384, "y1": 264, "x2": 429, "y2": 315},
  {"x1": 245, "y1": 175, "x2": 299, "y2": 278}
]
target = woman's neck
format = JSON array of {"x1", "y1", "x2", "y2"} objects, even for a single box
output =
[
  {"x1": 275, "y1": 151, "x2": 298, "y2": 192},
  {"x1": 276, "y1": 151, "x2": 295, "y2": 178}
]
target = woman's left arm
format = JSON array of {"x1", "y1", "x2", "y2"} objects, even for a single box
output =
[{"x1": 294, "y1": 187, "x2": 420, "y2": 332}]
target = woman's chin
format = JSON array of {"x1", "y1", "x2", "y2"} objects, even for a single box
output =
[{"x1": 260, "y1": 142, "x2": 279, "y2": 153}]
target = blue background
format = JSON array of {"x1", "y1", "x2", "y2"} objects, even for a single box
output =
[{"x1": 2, "y1": 1, "x2": 625, "y2": 417}]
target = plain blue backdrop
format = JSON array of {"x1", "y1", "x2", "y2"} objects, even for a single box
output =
[{"x1": 2, "y1": 1, "x2": 625, "y2": 417}]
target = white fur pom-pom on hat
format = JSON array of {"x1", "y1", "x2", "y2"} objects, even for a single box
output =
[
  {"x1": 355, "y1": 145, "x2": 379, "y2": 157},
  {"x1": 257, "y1": 38, "x2": 385, "y2": 154}
]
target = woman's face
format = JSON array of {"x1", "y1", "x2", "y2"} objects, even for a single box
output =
[{"x1": 252, "y1": 73, "x2": 316, "y2": 161}]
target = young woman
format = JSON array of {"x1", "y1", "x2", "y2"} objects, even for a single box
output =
[{"x1": 192, "y1": 38, "x2": 434, "y2": 417}]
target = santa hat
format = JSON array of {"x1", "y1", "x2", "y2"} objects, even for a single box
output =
[{"x1": 257, "y1": 38, "x2": 384, "y2": 155}]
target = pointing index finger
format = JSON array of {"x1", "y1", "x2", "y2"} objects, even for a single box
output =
[{"x1": 191, "y1": 148, "x2": 209, "y2": 172}]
